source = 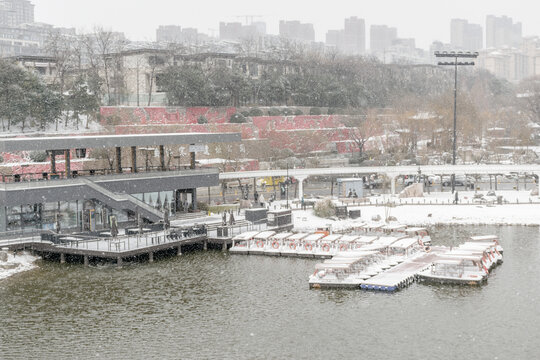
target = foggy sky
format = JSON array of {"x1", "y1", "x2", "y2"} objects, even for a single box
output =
[{"x1": 32, "y1": 0, "x2": 539, "y2": 49}]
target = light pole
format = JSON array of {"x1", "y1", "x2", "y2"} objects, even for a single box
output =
[
  {"x1": 286, "y1": 163, "x2": 289, "y2": 209},
  {"x1": 435, "y1": 51, "x2": 478, "y2": 193}
]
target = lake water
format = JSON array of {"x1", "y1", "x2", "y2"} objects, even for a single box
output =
[{"x1": 1, "y1": 225, "x2": 539, "y2": 359}]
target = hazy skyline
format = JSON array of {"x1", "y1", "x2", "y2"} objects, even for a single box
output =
[{"x1": 33, "y1": 0, "x2": 539, "y2": 49}]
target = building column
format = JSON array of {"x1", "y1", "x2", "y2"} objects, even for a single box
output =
[
  {"x1": 190, "y1": 145, "x2": 196, "y2": 169},
  {"x1": 60, "y1": 253, "x2": 65, "y2": 264},
  {"x1": 64, "y1": 149, "x2": 71, "y2": 178},
  {"x1": 83, "y1": 255, "x2": 89, "y2": 266},
  {"x1": 177, "y1": 246, "x2": 182, "y2": 256},
  {"x1": 390, "y1": 175, "x2": 397, "y2": 196},
  {"x1": 296, "y1": 176, "x2": 307, "y2": 200},
  {"x1": 192, "y1": 188, "x2": 197, "y2": 211},
  {"x1": 117, "y1": 256, "x2": 123, "y2": 267},
  {"x1": 149, "y1": 251, "x2": 154, "y2": 263},
  {"x1": 0, "y1": 206, "x2": 6, "y2": 232},
  {"x1": 131, "y1": 146, "x2": 137, "y2": 173},
  {"x1": 115, "y1": 147, "x2": 122, "y2": 173},
  {"x1": 159, "y1": 145, "x2": 165, "y2": 171},
  {"x1": 50, "y1": 151, "x2": 56, "y2": 174}
]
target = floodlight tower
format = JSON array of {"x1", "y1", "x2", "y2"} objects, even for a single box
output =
[{"x1": 434, "y1": 51, "x2": 479, "y2": 193}]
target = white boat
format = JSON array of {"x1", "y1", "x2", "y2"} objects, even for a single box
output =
[
  {"x1": 263, "y1": 232, "x2": 293, "y2": 256},
  {"x1": 229, "y1": 231, "x2": 261, "y2": 255},
  {"x1": 417, "y1": 255, "x2": 488, "y2": 285},
  {"x1": 248, "y1": 231, "x2": 276, "y2": 255},
  {"x1": 281, "y1": 233, "x2": 309, "y2": 257},
  {"x1": 404, "y1": 227, "x2": 432, "y2": 246},
  {"x1": 469, "y1": 235, "x2": 503, "y2": 254},
  {"x1": 312, "y1": 234, "x2": 342, "y2": 258},
  {"x1": 309, "y1": 251, "x2": 380, "y2": 289},
  {"x1": 297, "y1": 233, "x2": 327, "y2": 258}
]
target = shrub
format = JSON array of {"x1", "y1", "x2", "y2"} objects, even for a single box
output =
[
  {"x1": 294, "y1": 109, "x2": 303, "y2": 115},
  {"x1": 249, "y1": 108, "x2": 264, "y2": 116},
  {"x1": 197, "y1": 201, "x2": 209, "y2": 212},
  {"x1": 0, "y1": 155, "x2": 3, "y2": 163},
  {"x1": 197, "y1": 115, "x2": 208, "y2": 124},
  {"x1": 327, "y1": 107, "x2": 344, "y2": 115},
  {"x1": 267, "y1": 108, "x2": 282, "y2": 116},
  {"x1": 313, "y1": 199, "x2": 336, "y2": 218},
  {"x1": 29, "y1": 151, "x2": 48, "y2": 163},
  {"x1": 282, "y1": 108, "x2": 295, "y2": 116},
  {"x1": 309, "y1": 107, "x2": 321, "y2": 115},
  {"x1": 241, "y1": 110, "x2": 250, "y2": 117},
  {"x1": 229, "y1": 113, "x2": 247, "y2": 123}
]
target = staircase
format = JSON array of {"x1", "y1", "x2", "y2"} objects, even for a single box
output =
[{"x1": 79, "y1": 178, "x2": 163, "y2": 222}]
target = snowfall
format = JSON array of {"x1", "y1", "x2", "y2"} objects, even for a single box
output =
[{"x1": 2, "y1": 189, "x2": 539, "y2": 281}]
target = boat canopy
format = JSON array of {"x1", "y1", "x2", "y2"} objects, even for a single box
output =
[
  {"x1": 271, "y1": 232, "x2": 293, "y2": 240},
  {"x1": 232, "y1": 231, "x2": 261, "y2": 240},
  {"x1": 287, "y1": 233, "x2": 309, "y2": 241},
  {"x1": 320, "y1": 234, "x2": 342, "y2": 242},
  {"x1": 390, "y1": 237, "x2": 419, "y2": 249},
  {"x1": 253, "y1": 231, "x2": 276, "y2": 240},
  {"x1": 315, "y1": 263, "x2": 351, "y2": 271},
  {"x1": 470, "y1": 235, "x2": 498, "y2": 242},
  {"x1": 339, "y1": 235, "x2": 360, "y2": 243},
  {"x1": 356, "y1": 235, "x2": 378, "y2": 244},
  {"x1": 303, "y1": 233, "x2": 327, "y2": 242}
]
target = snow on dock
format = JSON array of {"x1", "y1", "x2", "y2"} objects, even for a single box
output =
[{"x1": 360, "y1": 251, "x2": 442, "y2": 292}]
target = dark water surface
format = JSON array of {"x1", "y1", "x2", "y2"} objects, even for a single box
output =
[{"x1": 1, "y1": 225, "x2": 539, "y2": 359}]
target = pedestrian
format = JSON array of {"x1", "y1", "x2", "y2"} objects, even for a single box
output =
[
  {"x1": 254, "y1": 190, "x2": 259, "y2": 202},
  {"x1": 454, "y1": 191, "x2": 459, "y2": 204}
]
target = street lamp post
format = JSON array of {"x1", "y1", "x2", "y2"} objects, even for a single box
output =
[
  {"x1": 286, "y1": 163, "x2": 289, "y2": 209},
  {"x1": 434, "y1": 51, "x2": 478, "y2": 193}
]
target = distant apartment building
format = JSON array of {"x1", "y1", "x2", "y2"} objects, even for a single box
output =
[
  {"x1": 0, "y1": 22, "x2": 75, "y2": 57},
  {"x1": 343, "y1": 17, "x2": 365, "y2": 54},
  {"x1": 279, "y1": 20, "x2": 314, "y2": 42},
  {"x1": 450, "y1": 19, "x2": 483, "y2": 50},
  {"x1": 486, "y1": 15, "x2": 522, "y2": 48},
  {"x1": 325, "y1": 17, "x2": 365, "y2": 55},
  {"x1": 156, "y1": 25, "x2": 208, "y2": 44},
  {"x1": 219, "y1": 21, "x2": 266, "y2": 42},
  {"x1": 370, "y1": 25, "x2": 397, "y2": 53},
  {"x1": 0, "y1": 0, "x2": 34, "y2": 27}
]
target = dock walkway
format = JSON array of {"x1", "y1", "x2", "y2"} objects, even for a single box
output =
[{"x1": 360, "y1": 248, "x2": 446, "y2": 291}]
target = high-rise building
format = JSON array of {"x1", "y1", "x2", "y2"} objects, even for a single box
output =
[
  {"x1": 220, "y1": 21, "x2": 266, "y2": 41},
  {"x1": 486, "y1": 15, "x2": 522, "y2": 48},
  {"x1": 0, "y1": 0, "x2": 34, "y2": 27},
  {"x1": 156, "y1": 25, "x2": 182, "y2": 43},
  {"x1": 370, "y1": 25, "x2": 397, "y2": 53},
  {"x1": 343, "y1": 16, "x2": 365, "y2": 54},
  {"x1": 324, "y1": 17, "x2": 365, "y2": 55},
  {"x1": 450, "y1": 19, "x2": 483, "y2": 50},
  {"x1": 279, "y1": 20, "x2": 314, "y2": 42}
]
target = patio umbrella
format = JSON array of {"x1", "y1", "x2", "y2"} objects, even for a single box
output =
[
  {"x1": 163, "y1": 199, "x2": 170, "y2": 230},
  {"x1": 155, "y1": 192, "x2": 162, "y2": 211},
  {"x1": 55, "y1": 213, "x2": 61, "y2": 234},
  {"x1": 137, "y1": 213, "x2": 143, "y2": 235},
  {"x1": 222, "y1": 211, "x2": 227, "y2": 225},
  {"x1": 111, "y1": 216, "x2": 118, "y2": 238}
]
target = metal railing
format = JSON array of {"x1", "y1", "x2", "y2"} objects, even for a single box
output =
[{"x1": 1, "y1": 164, "x2": 203, "y2": 183}]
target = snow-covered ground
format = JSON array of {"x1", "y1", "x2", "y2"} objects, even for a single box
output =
[
  {"x1": 288, "y1": 189, "x2": 540, "y2": 230},
  {"x1": 0, "y1": 251, "x2": 39, "y2": 281},
  {"x1": 0, "y1": 117, "x2": 104, "y2": 137}
]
